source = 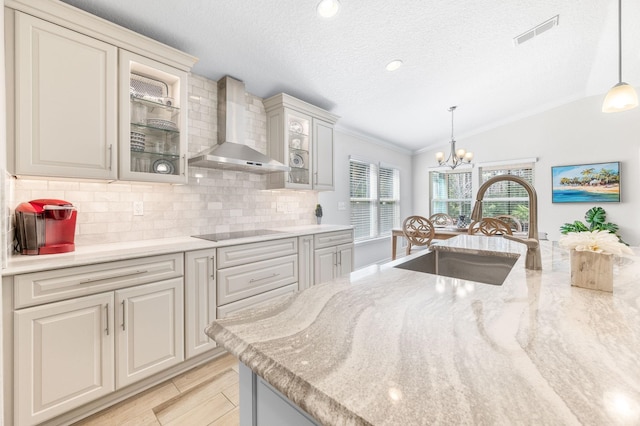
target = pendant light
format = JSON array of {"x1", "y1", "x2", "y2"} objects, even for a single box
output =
[
  {"x1": 316, "y1": 0, "x2": 340, "y2": 18},
  {"x1": 602, "y1": 0, "x2": 638, "y2": 113},
  {"x1": 435, "y1": 106, "x2": 472, "y2": 169}
]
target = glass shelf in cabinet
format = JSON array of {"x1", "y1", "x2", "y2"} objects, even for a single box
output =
[
  {"x1": 130, "y1": 95, "x2": 180, "y2": 112},
  {"x1": 288, "y1": 169, "x2": 309, "y2": 184},
  {"x1": 130, "y1": 150, "x2": 180, "y2": 160},
  {"x1": 288, "y1": 147, "x2": 309, "y2": 154},
  {"x1": 288, "y1": 130, "x2": 308, "y2": 138},
  {"x1": 131, "y1": 122, "x2": 180, "y2": 135},
  {"x1": 130, "y1": 153, "x2": 180, "y2": 175}
]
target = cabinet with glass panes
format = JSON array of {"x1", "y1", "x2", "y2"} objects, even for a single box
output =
[
  {"x1": 264, "y1": 94, "x2": 339, "y2": 190},
  {"x1": 286, "y1": 111, "x2": 311, "y2": 186},
  {"x1": 119, "y1": 50, "x2": 188, "y2": 183}
]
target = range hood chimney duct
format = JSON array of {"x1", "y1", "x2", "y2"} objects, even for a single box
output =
[{"x1": 188, "y1": 76, "x2": 290, "y2": 174}]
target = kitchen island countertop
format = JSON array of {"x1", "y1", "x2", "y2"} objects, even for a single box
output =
[{"x1": 206, "y1": 236, "x2": 640, "y2": 425}]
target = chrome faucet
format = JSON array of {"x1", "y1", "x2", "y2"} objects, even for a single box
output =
[{"x1": 470, "y1": 175, "x2": 542, "y2": 270}]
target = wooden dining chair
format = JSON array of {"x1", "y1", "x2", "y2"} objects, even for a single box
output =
[
  {"x1": 402, "y1": 215, "x2": 435, "y2": 255},
  {"x1": 468, "y1": 217, "x2": 513, "y2": 236},
  {"x1": 428, "y1": 213, "x2": 454, "y2": 226},
  {"x1": 493, "y1": 215, "x2": 522, "y2": 232}
]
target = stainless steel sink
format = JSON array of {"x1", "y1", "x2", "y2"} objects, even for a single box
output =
[{"x1": 394, "y1": 250, "x2": 519, "y2": 285}]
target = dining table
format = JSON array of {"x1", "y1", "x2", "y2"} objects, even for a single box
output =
[{"x1": 391, "y1": 226, "x2": 469, "y2": 260}]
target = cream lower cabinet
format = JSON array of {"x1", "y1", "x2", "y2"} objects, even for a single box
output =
[
  {"x1": 115, "y1": 279, "x2": 184, "y2": 388},
  {"x1": 185, "y1": 249, "x2": 217, "y2": 358},
  {"x1": 14, "y1": 293, "x2": 115, "y2": 426},
  {"x1": 216, "y1": 238, "x2": 298, "y2": 318},
  {"x1": 14, "y1": 279, "x2": 183, "y2": 426},
  {"x1": 298, "y1": 235, "x2": 314, "y2": 291},
  {"x1": 313, "y1": 230, "x2": 354, "y2": 285},
  {"x1": 10, "y1": 253, "x2": 184, "y2": 426}
]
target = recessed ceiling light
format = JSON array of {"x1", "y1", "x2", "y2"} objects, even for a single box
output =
[
  {"x1": 316, "y1": 0, "x2": 340, "y2": 18},
  {"x1": 386, "y1": 60, "x2": 403, "y2": 71}
]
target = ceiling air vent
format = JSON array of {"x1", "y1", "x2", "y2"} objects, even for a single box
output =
[{"x1": 513, "y1": 15, "x2": 559, "y2": 46}]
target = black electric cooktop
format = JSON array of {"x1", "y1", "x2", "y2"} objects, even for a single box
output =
[{"x1": 193, "y1": 229, "x2": 285, "y2": 242}]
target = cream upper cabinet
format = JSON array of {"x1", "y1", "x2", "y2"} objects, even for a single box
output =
[
  {"x1": 11, "y1": 11, "x2": 118, "y2": 179},
  {"x1": 263, "y1": 94, "x2": 339, "y2": 190},
  {"x1": 313, "y1": 119, "x2": 335, "y2": 190},
  {"x1": 5, "y1": 1, "x2": 197, "y2": 182},
  {"x1": 118, "y1": 50, "x2": 189, "y2": 184}
]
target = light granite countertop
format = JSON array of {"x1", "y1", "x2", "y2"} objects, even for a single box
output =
[
  {"x1": 2, "y1": 224, "x2": 352, "y2": 276},
  {"x1": 206, "y1": 236, "x2": 640, "y2": 425}
]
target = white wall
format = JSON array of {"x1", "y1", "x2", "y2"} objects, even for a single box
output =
[
  {"x1": 319, "y1": 130, "x2": 413, "y2": 269},
  {"x1": 413, "y1": 93, "x2": 640, "y2": 245}
]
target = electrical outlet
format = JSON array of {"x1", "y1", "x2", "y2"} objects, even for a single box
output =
[
  {"x1": 277, "y1": 202, "x2": 285, "y2": 213},
  {"x1": 133, "y1": 201, "x2": 144, "y2": 216},
  {"x1": 338, "y1": 201, "x2": 346, "y2": 211}
]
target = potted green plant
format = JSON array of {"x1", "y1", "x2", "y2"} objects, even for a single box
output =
[
  {"x1": 315, "y1": 204, "x2": 323, "y2": 224},
  {"x1": 559, "y1": 206, "x2": 632, "y2": 292},
  {"x1": 559, "y1": 206, "x2": 625, "y2": 243}
]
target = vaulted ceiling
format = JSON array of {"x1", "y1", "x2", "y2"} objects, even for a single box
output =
[{"x1": 61, "y1": 0, "x2": 640, "y2": 152}]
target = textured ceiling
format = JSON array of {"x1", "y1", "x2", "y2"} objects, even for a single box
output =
[{"x1": 60, "y1": 0, "x2": 640, "y2": 153}]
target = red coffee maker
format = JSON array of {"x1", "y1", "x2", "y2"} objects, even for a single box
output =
[{"x1": 15, "y1": 199, "x2": 77, "y2": 255}]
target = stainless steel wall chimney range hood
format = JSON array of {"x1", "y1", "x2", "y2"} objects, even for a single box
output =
[{"x1": 188, "y1": 76, "x2": 290, "y2": 174}]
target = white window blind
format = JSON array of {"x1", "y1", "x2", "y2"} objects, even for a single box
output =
[
  {"x1": 479, "y1": 162, "x2": 534, "y2": 231},
  {"x1": 430, "y1": 169, "x2": 473, "y2": 220},
  {"x1": 350, "y1": 158, "x2": 400, "y2": 241}
]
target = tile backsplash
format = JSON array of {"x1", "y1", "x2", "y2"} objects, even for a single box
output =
[{"x1": 5, "y1": 73, "x2": 319, "y2": 253}]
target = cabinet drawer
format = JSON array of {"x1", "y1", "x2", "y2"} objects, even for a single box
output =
[
  {"x1": 217, "y1": 255, "x2": 297, "y2": 306},
  {"x1": 314, "y1": 230, "x2": 353, "y2": 249},
  {"x1": 14, "y1": 253, "x2": 184, "y2": 308},
  {"x1": 217, "y1": 284, "x2": 297, "y2": 319},
  {"x1": 217, "y1": 238, "x2": 297, "y2": 269}
]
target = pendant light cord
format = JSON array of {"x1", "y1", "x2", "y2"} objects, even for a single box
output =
[{"x1": 618, "y1": 0, "x2": 622, "y2": 83}]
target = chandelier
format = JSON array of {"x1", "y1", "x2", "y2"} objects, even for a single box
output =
[{"x1": 435, "y1": 106, "x2": 473, "y2": 169}]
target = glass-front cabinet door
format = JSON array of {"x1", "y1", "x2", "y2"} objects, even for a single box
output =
[
  {"x1": 286, "y1": 110, "x2": 312, "y2": 188},
  {"x1": 119, "y1": 50, "x2": 188, "y2": 183}
]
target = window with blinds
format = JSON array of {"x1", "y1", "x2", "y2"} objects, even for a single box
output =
[
  {"x1": 350, "y1": 159, "x2": 400, "y2": 241},
  {"x1": 479, "y1": 163, "x2": 534, "y2": 231},
  {"x1": 430, "y1": 170, "x2": 473, "y2": 219}
]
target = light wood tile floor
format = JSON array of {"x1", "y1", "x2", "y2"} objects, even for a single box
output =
[{"x1": 73, "y1": 353, "x2": 240, "y2": 426}]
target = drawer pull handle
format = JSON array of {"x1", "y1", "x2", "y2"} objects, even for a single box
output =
[
  {"x1": 105, "y1": 303, "x2": 109, "y2": 336},
  {"x1": 250, "y1": 273, "x2": 279, "y2": 283},
  {"x1": 79, "y1": 269, "x2": 149, "y2": 284},
  {"x1": 121, "y1": 300, "x2": 126, "y2": 331}
]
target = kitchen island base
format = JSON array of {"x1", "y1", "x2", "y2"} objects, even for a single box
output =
[{"x1": 239, "y1": 362, "x2": 319, "y2": 426}]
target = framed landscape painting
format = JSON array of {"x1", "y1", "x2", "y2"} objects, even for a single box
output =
[{"x1": 551, "y1": 162, "x2": 620, "y2": 203}]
